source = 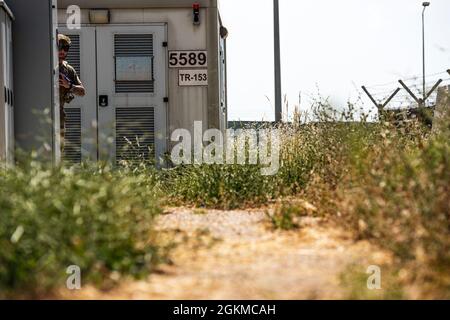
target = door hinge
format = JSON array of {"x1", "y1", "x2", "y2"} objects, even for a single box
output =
[
  {"x1": 163, "y1": 97, "x2": 169, "y2": 103},
  {"x1": 162, "y1": 41, "x2": 168, "y2": 47}
]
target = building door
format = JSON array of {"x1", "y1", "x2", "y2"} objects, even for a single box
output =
[
  {"x1": 60, "y1": 24, "x2": 167, "y2": 165},
  {"x1": 59, "y1": 27, "x2": 97, "y2": 163}
]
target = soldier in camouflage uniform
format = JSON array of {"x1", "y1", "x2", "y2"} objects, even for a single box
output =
[{"x1": 58, "y1": 34, "x2": 86, "y2": 151}]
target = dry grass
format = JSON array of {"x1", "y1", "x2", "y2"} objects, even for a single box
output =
[{"x1": 2, "y1": 98, "x2": 448, "y2": 299}]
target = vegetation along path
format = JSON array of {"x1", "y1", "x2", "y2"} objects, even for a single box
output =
[{"x1": 54, "y1": 205, "x2": 393, "y2": 300}]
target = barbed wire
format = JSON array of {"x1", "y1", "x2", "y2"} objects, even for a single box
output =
[
  {"x1": 364, "y1": 71, "x2": 448, "y2": 89},
  {"x1": 368, "y1": 77, "x2": 450, "y2": 98},
  {"x1": 299, "y1": 72, "x2": 449, "y2": 109}
]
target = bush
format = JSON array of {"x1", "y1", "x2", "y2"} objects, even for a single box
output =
[
  {"x1": 162, "y1": 164, "x2": 280, "y2": 209},
  {"x1": 265, "y1": 201, "x2": 309, "y2": 230},
  {"x1": 260, "y1": 99, "x2": 449, "y2": 298},
  {"x1": 337, "y1": 125, "x2": 450, "y2": 298},
  {"x1": 290, "y1": 106, "x2": 450, "y2": 298},
  {"x1": 0, "y1": 161, "x2": 163, "y2": 298}
]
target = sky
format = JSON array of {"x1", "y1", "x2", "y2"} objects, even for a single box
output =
[{"x1": 219, "y1": 0, "x2": 450, "y2": 121}]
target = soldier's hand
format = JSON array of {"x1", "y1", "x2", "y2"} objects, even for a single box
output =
[{"x1": 59, "y1": 77, "x2": 71, "y2": 89}]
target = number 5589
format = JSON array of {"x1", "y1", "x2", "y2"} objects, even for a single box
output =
[{"x1": 169, "y1": 51, "x2": 208, "y2": 68}]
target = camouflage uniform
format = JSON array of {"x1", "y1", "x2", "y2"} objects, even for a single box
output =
[{"x1": 59, "y1": 60, "x2": 81, "y2": 146}]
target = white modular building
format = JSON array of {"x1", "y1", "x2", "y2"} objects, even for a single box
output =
[{"x1": 57, "y1": 0, "x2": 228, "y2": 164}]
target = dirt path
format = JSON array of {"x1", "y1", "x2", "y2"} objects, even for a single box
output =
[{"x1": 57, "y1": 207, "x2": 390, "y2": 300}]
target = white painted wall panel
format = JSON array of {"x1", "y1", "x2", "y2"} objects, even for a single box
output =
[{"x1": 58, "y1": 7, "x2": 211, "y2": 142}]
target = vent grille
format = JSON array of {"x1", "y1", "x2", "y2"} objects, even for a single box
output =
[
  {"x1": 115, "y1": 107, "x2": 155, "y2": 164},
  {"x1": 114, "y1": 34, "x2": 153, "y2": 56},
  {"x1": 114, "y1": 34, "x2": 154, "y2": 93},
  {"x1": 63, "y1": 107, "x2": 82, "y2": 164},
  {"x1": 115, "y1": 81, "x2": 154, "y2": 93},
  {"x1": 66, "y1": 34, "x2": 81, "y2": 75}
]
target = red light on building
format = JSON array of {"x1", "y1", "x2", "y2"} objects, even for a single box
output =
[{"x1": 193, "y1": 3, "x2": 200, "y2": 25}]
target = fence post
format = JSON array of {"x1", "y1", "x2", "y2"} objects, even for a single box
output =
[
  {"x1": 362, "y1": 86, "x2": 400, "y2": 121},
  {"x1": 433, "y1": 85, "x2": 450, "y2": 133},
  {"x1": 398, "y1": 79, "x2": 443, "y2": 127}
]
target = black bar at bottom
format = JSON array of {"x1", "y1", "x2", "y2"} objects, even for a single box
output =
[{"x1": 0, "y1": 300, "x2": 446, "y2": 319}]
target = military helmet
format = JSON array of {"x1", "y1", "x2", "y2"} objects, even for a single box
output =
[{"x1": 58, "y1": 34, "x2": 72, "y2": 47}]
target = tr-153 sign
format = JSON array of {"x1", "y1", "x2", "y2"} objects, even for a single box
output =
[{"x1": 178, "y1": 69, "x2": 208, "y2": 86}]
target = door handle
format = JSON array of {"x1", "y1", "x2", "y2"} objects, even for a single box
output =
[{"x1": 99, "y1": 95, "x2": 109, "y2": 107}]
